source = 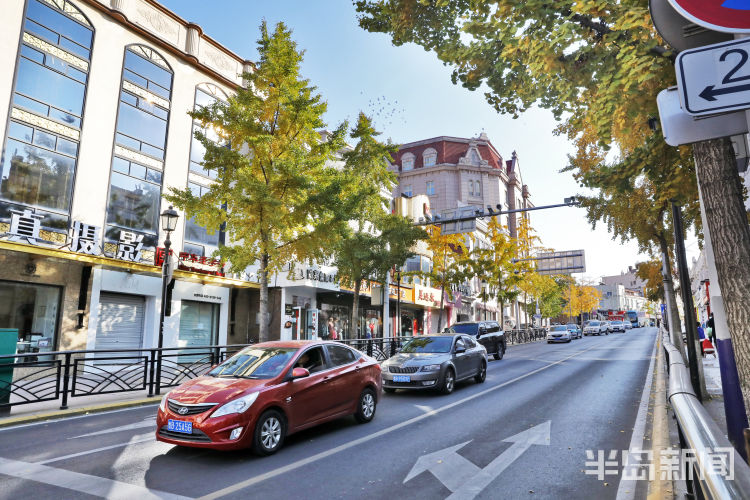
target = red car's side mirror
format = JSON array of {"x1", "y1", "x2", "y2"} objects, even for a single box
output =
[{"x1": 291, "y1": 367, "x2": 310, "y2": 379}]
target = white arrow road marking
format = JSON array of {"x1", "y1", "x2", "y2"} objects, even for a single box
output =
[
  {"x1": 0, "y1": 456, "x2": 190, "y2": 500},
  {"x1": 447, "y1": 421, "x2": 551, "y2": 500},
  {"x1": 69, "y1": 416, "x2": 155, "y2": 438},
  {"x1": 405, "y1": 421, "x2": 551, "y2": 500},
  {"x1": 404, "y1": 441, "x2": 479, "y2": 492}
]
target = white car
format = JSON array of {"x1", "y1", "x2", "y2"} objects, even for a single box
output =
[
  {"x1": 547, "y1": 325, "x2": 572, "y2": 343},
  {"x1": 583, "y1": 320, "x2": 608, "y2": 336},
  {"x1": 624, "y1": 322, "x2": 632, "y2": 330}
]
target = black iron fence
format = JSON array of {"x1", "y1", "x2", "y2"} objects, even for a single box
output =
[
  {"x1": 0, "y1": 344, "x2": 250, "y2": 411},
  {"x1": 0, "y1": 328, "x2": 547, "y2": 412}
]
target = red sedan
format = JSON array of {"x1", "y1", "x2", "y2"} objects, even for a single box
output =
[{"x1": 156, "y1": 340, "x2": 381, "y2": 455}]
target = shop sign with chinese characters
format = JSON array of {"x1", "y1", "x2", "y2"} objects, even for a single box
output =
[
  {"x1": 0, "y1": 207, "x2": 148, "y2": 264},
  {"x1": 414, "y1": 284, "x2": 442, "y2": 308},
  {"x1": 155, "y1": 247, "x2": 225, "y2": 277}
]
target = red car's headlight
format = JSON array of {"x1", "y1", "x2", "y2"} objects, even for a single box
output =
[
  {"x1": 159, "y1": 392, "x2": 169, "y2": 412},
  {"x1": 210, "y1": 392, "x2": 260, "y2": 418}
]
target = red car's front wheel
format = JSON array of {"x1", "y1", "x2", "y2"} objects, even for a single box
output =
[{"x1": 252, "y1": 409, "x2": 286, "y2": 456}]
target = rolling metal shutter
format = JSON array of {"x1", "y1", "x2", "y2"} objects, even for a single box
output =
[{"x1": 95, "y1": 293, "x2": 145, "y2": 353}]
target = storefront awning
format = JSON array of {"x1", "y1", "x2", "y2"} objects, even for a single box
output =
[{"x1": 0, "y1": 240, "x2": 259, "y2": 289}]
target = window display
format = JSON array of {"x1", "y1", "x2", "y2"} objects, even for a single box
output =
[{"x1": 0, "y1": 281, "x2": 60, "y2": 358}]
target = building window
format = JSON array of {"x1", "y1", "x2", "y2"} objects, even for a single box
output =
[
  {"x1": 184, "y1": 182, "x2": 223, "y2": 255},
  {"x1": 189, "y1": 84, "x2": 228, "y2": 179},
  {"x1": 105, "y1": 45, "x2": 172, "y2": 255},
  {"x1": 469, "y1": 180, "x2": 478, "y2": 196},
  {"x1": 402, "y1": 153, "x2": 414, "y2": 171},
  {"x1": 423, "y1": 148, "x2": 437, "y2": 167},
  {"x1": 426, "y1": 181, "x2": 435, "y2": 196},
  {"x1": 0, "y1": 0, "x2": 93, "y2": 240},
  {"x1": 474, "y1": 180, "x2": 481, "y2": 197},
  {"x1": 0, "y1": 280, "x2": 62, "y2": 356},
  {"x1": 178, "y1": 300, "x2": 219, "y2": 355},
  {"x1": 402, "y1": 185, "x2": 412, "y2": 197}
]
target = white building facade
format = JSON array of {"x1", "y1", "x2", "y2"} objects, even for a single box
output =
[{"x1": 0, "y1": 0, "x2": 260, "y2": 355}]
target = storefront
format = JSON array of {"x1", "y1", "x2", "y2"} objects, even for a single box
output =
[
  {"x1": 86, "y1": 267, "x2": 231, "y2": 353},
  {"x1": 0, "y1": 280, "x2": 61, "y2": 357},
  {"x1": 0, "y1": 238, "x2": 255, "y2": 356},
  {"x1": 317, "y1": 289, "x2": 379, "y2": 340},
  {"x1": 413, "y1": 284, "x2": 443, "y2": 334}
]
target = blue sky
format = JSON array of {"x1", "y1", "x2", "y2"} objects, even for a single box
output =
[{"x1": 159, "y1": 0, "x2": 686, "y2": 281}]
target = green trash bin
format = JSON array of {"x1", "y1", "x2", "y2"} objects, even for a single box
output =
[{"x1": 0, "y1": 329, "x2": 18, "y2": 408}]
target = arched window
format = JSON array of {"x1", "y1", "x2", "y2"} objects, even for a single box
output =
[
  {"x1": 422, "y1": 148, "x2": 437, "y2": 167},
  {"x1": 104, "y1": 44, "x2": 173, "y2": 259},
  {"x1": 0, "y1": 0, "x2": 93, "y2": 242},
  {"x1": 184, "y1": 83, "x2": 230, "y2": 256},
  {"x1": 401, "y1": 152, "x2": 414, "y2": 171},
  {"x1": 189, "y1": 83, "x2": 229, "y2": 179}
]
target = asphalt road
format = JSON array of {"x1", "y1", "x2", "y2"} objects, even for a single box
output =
[{"x1": 0, "y1": 327, "x2": 658, "y2": 500}]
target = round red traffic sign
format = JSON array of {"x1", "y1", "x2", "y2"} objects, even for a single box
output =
[{"x1": 667, "y1": 0, "x2": 750, "y2": 33}]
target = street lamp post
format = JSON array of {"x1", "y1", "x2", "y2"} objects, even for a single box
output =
[
  {"x1": 481, "y1": 279, "x2": 487, "y2": 321},
  {"x1": 155, "y1": 205, "x2": 179, "y2": 395},
  {"x1": 396, "y1": 268, "x2": 401, "y2": 337}
]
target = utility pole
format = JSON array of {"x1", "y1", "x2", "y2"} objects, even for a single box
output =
[{"x1": 672, "y1": 202, "x2": 707, "y2": 401}]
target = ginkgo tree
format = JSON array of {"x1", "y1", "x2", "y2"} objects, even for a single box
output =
[
  {"x1": 167, "y1": 22, "x2": 351, "y2": 342},
  {"x1": 418, "y1": 225, "x2": 470, "y2": 333},
  {"x1": 468, "y1": 217, "x2": 528, "y2": 328},
  {"x1": 333, "y1": 113, "x2": 426, "y2": 337}
]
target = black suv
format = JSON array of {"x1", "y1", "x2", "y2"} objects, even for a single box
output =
[{"x1": 443, "y1": 321, "x2": 506, "y2": 360}]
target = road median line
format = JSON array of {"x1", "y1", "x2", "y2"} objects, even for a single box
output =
[{"x1": 197, "y1": 342, "x2": 603, "y2": 500}]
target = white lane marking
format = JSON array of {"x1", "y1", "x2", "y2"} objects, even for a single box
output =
[
  {"x1": 448, "y1": 421, "x2": 551, "y2": 500},
  {"x1": 0, "y1": 456, "x2": 190, "y2": 500},
  {"x1": 38, "y1": 434, "x2": 155, "y2": 464},
  {"x1": 415, "y1": 404, "x2": 434, "y2": 414},
  {"x1": 615, "y1": 331, "x2": 658, "y2": 500},
  {"x1": 404, "y1": 441, "x2": 480, "y2": 491},
  {"x1": 69, "y1": 417, "x2": 155, "y2": 439},
  {"x1": 0, "y1": 403, "x2": 159, "y2": 432},
  {"x1": 197, "y1": 344, "x2": 601, "y2": 500}
]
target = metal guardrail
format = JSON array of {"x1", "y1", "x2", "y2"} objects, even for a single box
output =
[
  {"x1": 0, "y1": 344, "x2": 250, "y2": 411},
  {"x1": 662, "y1": 332, "x2": 750, "y2": 499}
]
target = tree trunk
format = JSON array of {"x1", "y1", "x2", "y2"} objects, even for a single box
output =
[
  {"x1": 693, "y1": 138, "x2": 750, "y2": 410},
  {"x1": 259, "y1": 252, "x2": 269, "y2": 343},
  {"x1": 659, "y1": 240, "x2": 684, "y2": 355},
  {"x1": 352, "y1": 280, "x2": 361, "y2": 339}
]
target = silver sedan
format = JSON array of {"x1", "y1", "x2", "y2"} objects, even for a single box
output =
[{"x1": 380, "y1": 335, "x2": 488, "y2": 395}]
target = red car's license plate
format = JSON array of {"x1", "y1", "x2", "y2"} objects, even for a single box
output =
[{"x1": 167, "y1": 419, "x2": 192, "y2": 434}]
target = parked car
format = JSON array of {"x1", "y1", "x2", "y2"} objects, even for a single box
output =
[
  {"x1": 381, "y1": 335, "x2": 488, "y2": 395},
  {"x1": 566, "y1": 323, "x2": 582, "y2": 339},
  {"x1": 156, "y1": 341, "x2": 381, "y2": 455},
  {"x1": 583, "y1": 320, "x2": 608, "y2": 336},
  {"x1": 610, "y1": 320, "x2": 625, "y2": 333},
  {"x1": 547, "y1": 325, "x2": 572, "y2": 343},
  {"x1": 443, "y1": 321, "x2": 506, "y2": 360}
]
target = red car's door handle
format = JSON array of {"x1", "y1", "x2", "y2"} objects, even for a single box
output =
[{"x1": 322, "y1": 376, "x2": 331, "y2": 383}]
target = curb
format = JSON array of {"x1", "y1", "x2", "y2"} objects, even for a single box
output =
[
  {"x1": 0, "y1": 397, "x2": 159, "y2": 429},
  {"x1": 648, "y1": 332, "x2": 674, "y2": 500}
]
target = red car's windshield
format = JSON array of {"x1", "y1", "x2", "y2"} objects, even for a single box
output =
[{"x1": 208, "y1": 347, "x2": 298, "y2": 379}]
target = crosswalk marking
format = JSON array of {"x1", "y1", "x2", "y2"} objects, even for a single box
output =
[{"x1": 0, "y1": 456, "x2": 191, "y2": 500}]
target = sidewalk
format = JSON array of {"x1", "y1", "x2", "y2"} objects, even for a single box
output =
[
  {"x1": 701, "y1": 351, "x2": 729, "y2": 437},
  {"x1": 0, "y1": 389, "x2": 159, "y2": 428}
]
